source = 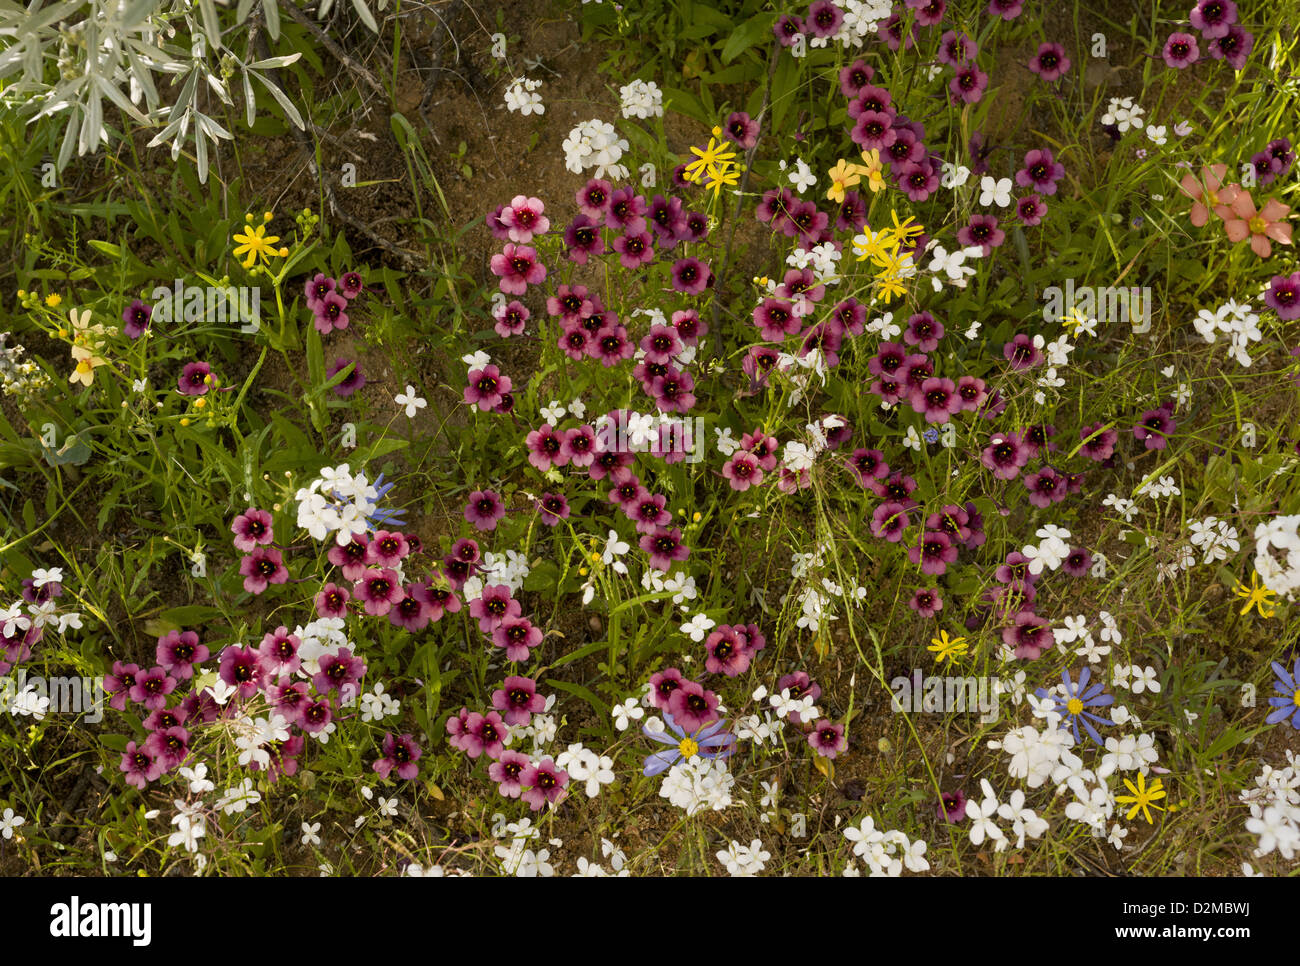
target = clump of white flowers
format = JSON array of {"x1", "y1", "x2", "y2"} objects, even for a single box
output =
[
  {"x1": 1254, "y1": 515, "x2": 1300, "y2": 600},
  {"x1": 1241, "y1": 753, "x2": 1300, "y2": 861},
  {"x1": 294, "y1": 464, "x2": 383, "y2": 546},
  {"x1": 843, "y1": 816, "x2": 930, "y2": 875},
  {"x1": 716, "y1": 838, "x2": 771, "y2": 876},
  {"x1": 1101, "y1": 96, "x2": 1146, "y2": 132},
  {"x1": 618, "y1": 78, "x2": 663, "y2": 119},
  {"x1": 0, "y1": 334, "x2": 49, "y2": 399},
  {"x1": 562, "y1": 118, "x2": 630, "y2": 181},
  {"x1": 504, "y1": 77, "x2": 544, "y2": 115},
  {"x1": 659, "y1": 757, "x2": 734, "y2": 815},
  {"x1": 1192, "y1": 299, "x2": 1263, "y2": 367}
]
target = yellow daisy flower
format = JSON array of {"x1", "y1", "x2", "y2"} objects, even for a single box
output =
[
  {"x1": 1116, "y1": 774, "x2": 1167, "y2": 824},
  {"x1": 927, "y1": 630, "x2": 968, "y2": 664},
  {"x1": 1233, "y1": 571, "x2": 1277, "y2": 618},
  {"x1": 232, "y1": 214, "x2": 283, "y2": 270},
  {"x1": 826, "y1": 159, "x2": 863, "y2": 204}
]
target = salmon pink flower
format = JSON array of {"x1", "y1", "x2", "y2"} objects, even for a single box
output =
[
  {"x1": 1178, "y1": 163, "x2": 1233, "y2": 227},
  {"x1": 1218, "y1": 191, "x2": 1292, "y2": 258}
]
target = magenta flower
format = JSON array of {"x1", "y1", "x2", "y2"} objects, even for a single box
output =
[
  {"x1": 537, "y1": 492, "x2": 570, "y2": 526},
  {"x1": 464, "y1": 489, "x2": 505, "y2": 531},
  {"x1": 470, "y1": 584, "x2": 521, "y2": 633},
  {"x1": 851, "y1": 110, "x2": 896, "y2": 152},
  {"x1": 1134, "y1": 406, "x2": 1175, "y2": 450},
  {"x1": 987, "y1": 0, "x2": 1024, "y2": 19},
  {"x1": 649, "y1": 667, "x2": 685, "y2": 711},
  {"x1": 651, "y1": 369, "x2": 696, "y2": 413},
  {"x1": 671, "y1": 257, "x2": 711, "y2": 295},
  {"x1": 957, "y1": 214, "x2": 1004, "y2": 255},
  {"x1": 490, "y1": 749, "x2": 532, "y2": 798},
  {"x1": 723, "y1": 110, "x2": 759, "y2": 149},
  {"x1": 326, "y1": 357, "x2": 365, "y2": 398},
  {"x1": 178, "y1": 361, "x2": 211, "y2": 395},
  {"x1": 773, "y1": 13, "x2": 804, "y2": 46},
  {"x1": 521, "y1": 757, "x2": 569, "y2": 811},
  {"x1": 838, "y1": 59, "x2": 875, "y2": 98},
  {"x1": 1265, "y1": 272, "x2": 1300, "y2": 320},
  {"x1": 230, "y1": 507, "x2": 273, "y2": 552},
  {"x1": 350, "y1": 567, "x2": 401, "y2": 616},
  {"x1": 1017, "y1": 149, "x2": 1065, "y2": 196},
  {"x1": 949, "y1": 64, "x2": 989, "y2": 104},
  {"x1": 640, "y1": 526, "x2": 690, "y2": 572},
  {"x1": 1079, "y1": 422, "x2": 1118, "y2": 461},
  {"x1": 156, "y1": 630, "x2": 208, "y2": 680},
  {"x1": 461, "y1": 711, "x2": 508, "y2": 759},
  {"x1": 494, "y1": 299, "x2": 530, "y2": 338},
  {"x1": 629, "y1": 492, "x2": 671, "y2": 534},
  {"x1": 103, "y1": 661, "x2": 139, "y2": 712},
  {"x1": 240, "y1": 546, "x2": 288, "y2": 595},
  {"x1": 1024, "y1": 466, "x2": 1068, "y2": 508},
  {"x1": 373, "y1": 732, "x2": 422, "y2": 780},
  {"x1": 704, "y1": 625, "x2": 752, "y2": 676},
  {"x1": 218, "y1": 645, "x2": 264, "y2": 699},
  {"x1": 904, "y1": 311, "x2": 943, "y2": 352},
  {"x1": 1190, "y1": 0, "x2": 1236, "y2": 38},
  {"x1": 909, "y1": 587, "x2": 943, "y2": 618},
  {"x1": 805, "y1": 0, "x2": 843, "y2": 36},
  {"x1": 270, "y1": 680, "x2": 309, "y2": 727},
  {"x1": 722, "y1": 452, "x2": 764, "y2": 492},
  {"x1": 938, "y1": 790, "x2": 968, "y2": 823},
  {"x1": 1003, "y1": 610, "x2": 1055, "y2": 660},
  {"x1": 667, "y1": 679, "x2": 720, "y2": 733},
  {"x1": 909, "y1": 530, "x2": 958, "y2": 576},
  {"x1": 305, "y1": 273, "x2": 336, "y2": 309},
  {"x1": 369, "y1": 530, "x2": 409, "y2": 568},
  {"x1": 1003, "y1": 333, "x2": 1042, "y2": 370},
  {"x1": 145, "y1": 725, "x2": 191, "y2": 771},
  {"x1": 490, "y1": 243, "x2": 546, "y2": 295},
  {"x1": 1062, "y1": 547, "x2": 1093, "y2": 577},
  {"x1": 1163, "y1": 31, "x2": 1200, "y2": 68},
  {"x1": 1208, "y1": 24, "x2": 1253, "y2": 69},
  {"x1": 120, "y1": 741, "x2": 162, "y2": 789},
  {"x1": 339, "y1": 271, "x2": 364, "y2": 299},
  {"x1": 314, "y1": 647, "x2": 366, "y2": 702},
  {"x1": 493, "y1": 616, "x2": 543, "y2": 662},
  {"x1": 122, "y1": 299, "x2": 152, "y2": 339},
  {"x1": 896, "y1": 159, "x2": 939, "y2": 201},
  {"x1": 500, "y1": 195, "x2": 549, "y2": 243},
  {"x1": 613, "y1": 229, "x2": 655, "y2": 269},
  {"x1": 1016, "y1": 193, "x2": 1047, "y2": 225},
  {"x1": 257, "y1": 626, "x2": 301, "y2": 676},
  {"x1": 808, "y1": 720, "x2": 847, "y2": 759},
  {"x1": 1028, "y1": 43, "x2": 1071, "y2": 81},
  {"x1": 911, "y1": 377, "x2": 962, "y2": 424},
  {"x1": 389, "y1": 584, "x2": 433, "y2": 631},
  {"x1": 937, "y1": 29, "x2": 976, "y2": 66},
  {"x1": 564, "y1": 215, "x2": 605, "y2": 264},
  {"x1": 314, "y1": 291, "x2": 350, "y2": 333},
  {"x1": 493, "y1": 675, "x2": 546, "y2": 726},
  {"x1": 327, "y1": 535, "x2": 372, "y2": 582},
  {"x1": 955, "y1": 375, "x2": 988, "y2": 412},
  {"x1": 463, "y1": 364, "x2": 512, "y2": 411},
  {"x1": 128, "y1": 665, "x2": 177, "y2": 711},
  {"x1": 982, "y1": 433, "x2": 1029, "y2": 480}
]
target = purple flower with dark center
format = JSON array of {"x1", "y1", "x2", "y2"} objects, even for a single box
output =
[
  {"x1": 129, "y1": 665, "x2": 177, "y2": 711},
  {"x1": 470, "y1": 584, "x2": 521, "y2": 633},
  {"x1": 995, "y1": 552, "x2": 1039, "y2": 586},
  {"x1": 651, "y1": 370, "x2": 696, "y2": 413},
  {"x1": 938, "y1": 29, "x2": 976, "y2": 66},
  {"x1": 326, "y1": 357, "x2": 365, "y2": 397},
  {"x1": 500, "y1": 195, "x2": 549, "y2": 244},
  {"x1": 1062, "y1": 547, "x2": 1093, "y2": 577},
  {"x1": 1265, "y1": 272, "x2": 1300, "y2": 320},
  {"x1": 705, "y1": 625, "x2": 751, "y2": 676},
  {"x1": 679, "y1": 210, "x2": 709, "y2": 243},
  {"x1": 489, "y1": 749, "x2": 531, "y2": 798},
  {"x1": 896, "y1": 159, "x2": 939, "y2": 201},
  {"x1": 648, "y1": 194, "x2": 685, "y2": 243},
  {"x1": 1003, "y1": 333, "x2": 1042, "y2": 370},
  {"x1": 987, "y1": 0, "x2": 1024, "y2": 19},
  {"x1": 156, "y1": 629, "x2": 208, "y2": 680},
  {"x1": 753, "y1": 297, "x2": 799, "y2": 341},
  {"x1": 1036, "y1": 668, "x2": 1115, "y2": 745},
  {"x1": 839, "y1": 59, "x2": 876, "y2": 98},
  {"x1": 240, "y1": 546, "x2": 288, "y2": 595},
  {"x1": 561, "y1": 424, "x2": 598, "y2": 467},
  {"x1": 606, "y1": 187, "x2": 647, "y2": 233},
  {"x1": 649, "y1": 667, "x2": 685, "y2": 711},
  {"x1": 724, "y1": 110, "x2": 759, "y2": 149},
  {"x1": 590, "y1": 326, "x2": 634, "y2": 367},
  {"x1": 949, "y1": 64, "x2": 989, "y2": 104},
  {"x1": 640, "y1": 526, "x2": 689, "y2": 571},
  {"x1": 884, "y1": 128, "x2": 924, "y2": 167},
  {"x1": 851, "y1": 110, "x2": 897, "y2": 152},
  {"x1": 546, "y1": 283, "x2": 595, "y2": 325},
  {"x1": 1163, "y1": 31, "x2": 1200, "y2": 68},
  {"x1": 314, "y1": 646, "x2": 366, "y2": 704},
  {"x1": 1016, "y1": 149, "x2": 1065, "y2": 195},
  {"x1": 464, "y1": 490, "x2": 505, "y2": 532},
  {"x1": 613, "y1": 229, "x2": 655, "y2": 269},
  {"x1": 461, "y1": 711, "x2": 508, "y2": 760},
  {"x1": 848, "y1": 447, "x2": 889, "y2": 487},
  {"x1": 339, "y1": 271, "x2": 363, "y2": 299},
  {"x1": 374, "y1": 732, "x2": 422, "y2": 780},
  {"x1": 775, "y1": 672, "x2": 821, "y2": 724},
  {"x1": 982, "y1": 433, "x2": 1028, "y2": 480},
  {"x1": 521, "y1": 757, "x2": 569, "y2": 811},
  {"x1": 912, "y1": 377, "x2": 962, "y2": 424},
  {"x1": 143, "y1": 704, "x2": 188, "y2": 733},
  {"x1": 957, "y1": 213, "x2": 1004, "y2": 255},
  {"x1": 178, "y1": 361, "x2": 211, "y2": 395},
  {"x1": 305, "y1": 273, "x2": 336, "y2": 309},
  {"x1": 490, "y1": 243, "x2": 547, "y2": 295},
  {"x1": 805, "y1": 0, "x2": 843, "y2": 36},
  {"x1": 327, "y1": 535, "x2": 371, "y2": 583},
  {"x1": 629, "y1": 492, "x2": 672, "y2": 533},
  {"x1": 257, "y1": 625, "x2": 301, "y2": 676},
  {"x1": 1209, "y1": 24, "x2": 1253, "y2": 69},
  {"x1": 300, "y1": 699, "x2": 333, "y2": 734},
  {"x1": 417, "y1": 581, "x2": 461, "y2": 621},
  {"x1": 120, "y1": 741, "x2": 162, "y2": 789},
  {"x1": 230, "y1": 507, "x2": 273, "y2": 552},
  {"x1": 1190, "y1": 0, "x2": 1236, "y2": 38},
  {"x1": 909, "y1": 586, "x2": 943, "y2": 618},
  {"x1": 786, "y1": 200, "x2": 828, "y2": 242},
  {"x1": 493, "y1": 675, "x2": 545, "y2": 726},
  {"x1": 1134, "y1": 406, "x2": 1175, "y2": 451},
  {"x1": 901, "y1": 354, "x2": 934, "y2": 392},
  {"x1": 525, "y1": 423, "x2": 567, "y2": 472},
  {"x1": 463, "y1": 364, "x2": 512, "y2": 411},
  {"x1": 773, "y1": 13, "x2": 804, "y2": 46},
  {"x1": 1016, "y1": 193, "x2": 1047, "y2": 225},
  {"x1": 671, "y1": 257, "x2": 711, "y2": 295},
  {"x1": 104, "y1": 661, "x2": 139, "y2": 712},
  {"x1": 667, "y1": 680, "x2": 720, "y2": 734},
  {"x1": 955, "y1": 375, "x2": 988, "y2": 412},
  {"x1": 389, "y1": 584, "x2": 433, "y2": 631},
  {"x1": 808, "y1": 720, "x2": 847, "y2": 759},
  {"x1": 938, "y1": 790, "x2": 968, "y2": 823},
  {"x1": 1003, "y1": 610, "x2": 1054, "y2": 660},
  {"x1": 564, "y1": 215, "x2": 605, "y2": 265},
  {"x1": 354, "y1": 567, "x2": 404, "y2": 616},
  {"x1": 576, "y1": 178, "x2": 612, "y2": 220},
  {"x1": 122, "y1": 299, "x2": 152, "y2": 339},
  {"x1": 270, "y1": 680, "x2": 309, "y2": 727},
  {"x1": 144, "y1": 725, "x2": 191, "y2": 771},
  {"x1": 369, "y1": 530, "x2": 408, "y2": 569},
  {"x1": 493, "y1": 617, "x2": 543, "y2": 662},
  {"x1": 910, "y1": 530, "x2": 958, "y2": 576},
  {"x1": 836, "y1": 190, "x2": 868, "y2": 232},
  {"x1": 904, "y1": 311, "x2": 943, "y2": 352},
  {"x1": 1024, "y1": 466, "x2": 1067, "y2": 508},
  {"x1": 537, "y1": 492, "x2": 570, "y2": 526},
  {"x1": 314, "y1": 291, "x2": 350, "y2": 334},
  {"x1": 870, "y1": 471, "x2": 918, "y2": 506},
  {"x1": 1028, "y1": 42, "x2": 1071, "y2": 80},
  {"x1": 1079, "y1": 422, "x2": 1118, "y2": 461},
  {"x1": 218, "y1": 645, "x2": 264, "y2": 699}
]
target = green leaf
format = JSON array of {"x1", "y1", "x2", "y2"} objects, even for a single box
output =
[{"x1": 719, "y1": 12, "x2": 771, "y2": 64}]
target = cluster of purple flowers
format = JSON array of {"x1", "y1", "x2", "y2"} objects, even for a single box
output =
[{"x1": 304, "y1": 269, "x2": 364, "y2": 335}]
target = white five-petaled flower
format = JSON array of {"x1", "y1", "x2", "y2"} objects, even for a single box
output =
[
  {"x1": 0, "y1": 807, "x2": 26, "y2": 839},
  {"x1": 394, "y1": 385, "x2": 427, "y2": 418},
  {"x1": 978, "y1": 176, "x2": 1013, "y2": 208},
  {"x1": 681, "y1": 612, "x2": 716, "y2": 642}
]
